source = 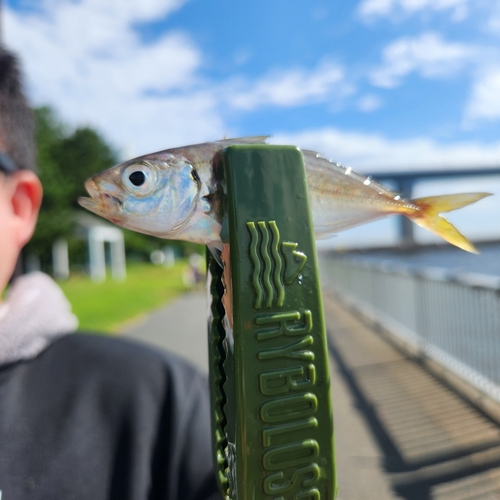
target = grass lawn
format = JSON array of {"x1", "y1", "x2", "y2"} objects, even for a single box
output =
[{"x1": 60, "y1": 261, "x2": 191, "y2": 333}]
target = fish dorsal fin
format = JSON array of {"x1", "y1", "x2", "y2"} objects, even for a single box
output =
[{"x1": 215, "y1": 136, "x2": 270, "y2": 147}]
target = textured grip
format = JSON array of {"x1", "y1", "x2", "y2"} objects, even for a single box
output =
[{"x1": 207, "y1": 145, "x2": 337, "y2": 500}]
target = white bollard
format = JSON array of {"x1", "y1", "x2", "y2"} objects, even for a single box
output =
[{"x1": 52, "y1": 238, "x2": 70, "y2": 281}]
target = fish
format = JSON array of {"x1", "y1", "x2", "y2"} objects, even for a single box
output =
[{"x1": 78, "y1": 136, "x2": 491, "y2": 255}]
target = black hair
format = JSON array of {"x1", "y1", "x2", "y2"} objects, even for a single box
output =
[{"x1": 0, "y1": 48, "x2": 36, "y2": 172}]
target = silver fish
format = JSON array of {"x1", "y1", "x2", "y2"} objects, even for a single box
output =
[{"x1": 79, "y1": 137, "x2": 490, "y2": 254}]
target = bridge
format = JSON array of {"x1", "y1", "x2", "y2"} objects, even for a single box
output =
[{"x1": 369, "y1": 167, "x2": 500, "y2": 249}]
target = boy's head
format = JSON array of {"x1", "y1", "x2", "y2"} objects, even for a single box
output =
[
  {"x1": 0, "y1": 49, "x2": 36, "y2": 173},
  {"x1": 0, "y1": 48, "x2": 42, "y2": 297}
]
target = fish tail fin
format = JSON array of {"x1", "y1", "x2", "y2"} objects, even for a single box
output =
[{"x1": 409, "y1": 192, "x2": 491, "y2": 254}]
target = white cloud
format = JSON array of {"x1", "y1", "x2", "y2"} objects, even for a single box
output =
[
  {"x1": 82, "y1": 0, "x2": 188, "y2": 22},
  {"x1": 225, "y1": 61, "x2": 350, "y2": 110},
  {"x1": 370, "y1": 32, "x2": 473, "y2": 88},
  {"x1": 485, "y1": 4, "x2": 500, "y2": 33},
  {"x1": 271, "y1": 127, "x2": 500, "y2": 171},
  {"x1": 3, "y1": 1, "x2": 355, "y2": 156},
  {"x1": 357, "y1": 94, "x2": 382, "y2": 112},
  {"x1": 464, "y1": 68, "x2": 500, "y2": 125},
  {"x1": 358, "y1": 0, "x2": 470, "y2": 22},
  {"x1": 4, "y1": 0, "x2": 225, "y2": 156},
  {"x1": 5, "y1": 0, "x2": 500, "y2": 177}
]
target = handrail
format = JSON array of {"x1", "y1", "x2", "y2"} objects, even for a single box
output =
[
  {"x1": 321, "y1": 254, "x2": 500, "y2": 403},
  {"x1": 338, "y1": 256, "x2": 500, "y2": 290}
]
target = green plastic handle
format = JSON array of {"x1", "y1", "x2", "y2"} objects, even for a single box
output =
[{"x1": 207, "y1": 145, "x2": 337, "y2": 500}]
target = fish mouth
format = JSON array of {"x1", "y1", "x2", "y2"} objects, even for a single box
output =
[
  {"x1": 78, "y1": 178, "x2": 104, "y2": 215},
  {"x1": 78, "y1": 177, "x2": 123, "y2": 223},
  {"x1": 78, "y1": 195, "x2": 98, "y2": 211}
]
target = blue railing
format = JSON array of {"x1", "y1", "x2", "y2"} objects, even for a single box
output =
[{"x1": 320, "y1": 254, "x2": 500, "y2": 402}]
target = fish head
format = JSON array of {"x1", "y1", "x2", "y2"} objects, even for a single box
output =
[{"x1": 79, "y1": 153, "x2": 201, "y2": 238}]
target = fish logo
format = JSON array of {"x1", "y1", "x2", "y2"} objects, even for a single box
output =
[{"x1": 246, "y1": 221, "x2": 307, "y2": 309}]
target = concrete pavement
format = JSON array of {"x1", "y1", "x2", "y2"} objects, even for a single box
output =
[
  {"x1": 120, "y1": 289, "x2": 397, "y2": 499},
  {"x1": 323, "y1": 292, "x2": 500, "y2": 500},
  {"x1": 120, "y1": 288, "x2": 500, "y2": 499},
  {"x1": 120, "y1": 289, "x2": 209, "y2": 372}
]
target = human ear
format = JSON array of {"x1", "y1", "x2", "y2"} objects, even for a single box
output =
[{"x1": 8, "y1": 170, "x2": 43, "y2": 248}]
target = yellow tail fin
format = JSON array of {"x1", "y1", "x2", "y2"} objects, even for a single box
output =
[{"x1": 410, "y1": 193, "x2": 491, "y2": 254}]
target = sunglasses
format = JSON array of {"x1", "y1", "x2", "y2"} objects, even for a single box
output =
[{"x1": 0, "y1": 152, "x2": 17, "y2": 174}]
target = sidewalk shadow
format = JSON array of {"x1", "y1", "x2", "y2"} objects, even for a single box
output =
[{"x1": 328, "y1": 329, "x2": 500, "y2": 500}]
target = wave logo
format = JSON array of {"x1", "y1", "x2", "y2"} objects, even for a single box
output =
[{"x1": 246, "y1": 221, "x2": 307, "y2": 309}]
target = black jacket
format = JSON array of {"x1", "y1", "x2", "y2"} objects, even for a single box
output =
[{"x1": 0, "y1": 333, "x2": 221, "y2": 500}]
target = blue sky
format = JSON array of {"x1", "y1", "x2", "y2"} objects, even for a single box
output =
[{"x1": 5, "y1": 0, "x2": 500, "y2": 248}]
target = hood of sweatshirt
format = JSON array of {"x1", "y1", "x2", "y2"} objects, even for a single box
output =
[{"x1": 0, "y1": 272, "x2": 78, "y2": 365}]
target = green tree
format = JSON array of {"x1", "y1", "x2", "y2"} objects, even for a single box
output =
[
  {"x1": 26, "y1": 107, "x2": 119, "y2": 268},
  {"x1": 56, "y1": 126, "x2": 118, "y2": 206},
  {"x1": 26, "y1": 106, "x2": 193, "y2": 272}
]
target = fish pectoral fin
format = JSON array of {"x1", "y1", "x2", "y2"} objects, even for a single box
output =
[
  {"x1": 208, "y1": 245, "x2": 223, "y2": 267},
  {"x1": 410, "y1": 192, "x2": 492, "y2": 254},
  {"x1": 199, "y1": 181, "x2": 213, "y2": 212}
]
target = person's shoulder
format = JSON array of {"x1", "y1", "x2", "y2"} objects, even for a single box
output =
[
  {"x1": 48, "y1": 332, "x2": 182, "y2": 366},
  {"x1": 36, "y1": 333, "x2": 207, "y2": 397}
]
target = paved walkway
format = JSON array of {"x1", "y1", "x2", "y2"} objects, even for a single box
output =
[
  {"x1": 121, "y1": 290, "x2": 209, "y2": 372},
  {"x1": 121, "y1": 289, "x2": 500, "y2": 500},
  {"x1": 323, "y1": 293, "x2": 500, "y2": 500}
]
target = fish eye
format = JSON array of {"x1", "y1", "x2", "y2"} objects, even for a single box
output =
[
  {"x1": 122, "y1": 164, "x2": 156, "y2": 195},
  {"x1": 129, "y1": 171, "x2": 145, "y2": 186}
]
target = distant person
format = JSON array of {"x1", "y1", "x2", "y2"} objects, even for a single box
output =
[
  {"x1": 183, "y1": 253, "x2": 205, "y2": 287},
  {"x1": 0, "y1": 47, "x2": 220, "y2": 500}
]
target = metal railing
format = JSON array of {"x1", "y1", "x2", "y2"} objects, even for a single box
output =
[{"x1": 320, "y1": 254, "x2": 500, "y2": 402}]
